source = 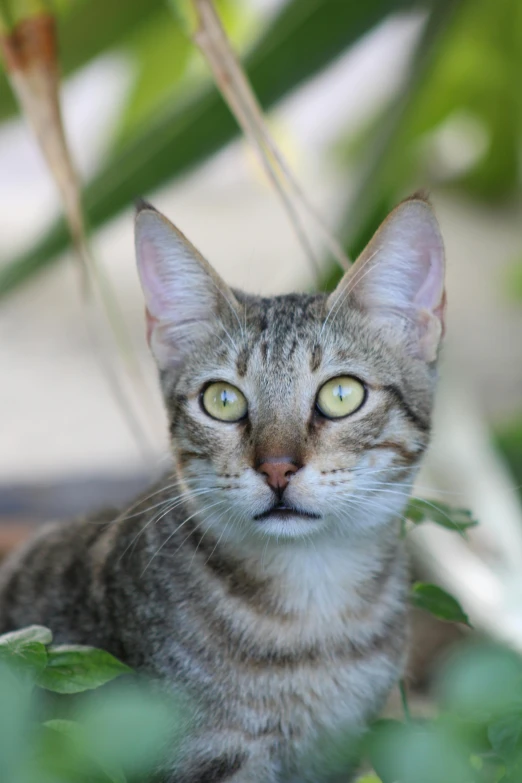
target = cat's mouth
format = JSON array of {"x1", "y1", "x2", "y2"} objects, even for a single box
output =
[{"x1": 253, "y1": 503, "x2": 322, "y2": 522}]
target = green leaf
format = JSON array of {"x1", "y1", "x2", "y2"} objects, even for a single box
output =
[
  {"x1": 410, "y1": 582, "x2": 471, "y2": 626},
  {"x1": 36, "y1": 644, "x2": 133, "y2": 694},
  {"x1": 368, "y1": 719, "x2": 474, "y2": 783},
  {"x1": 0, "y1": 663, "x2": 34, "y2": 782},
  {"x1": 407, "y1": 498, "x2": 478, "y2": 534},
  {"x1": 0, "y1": 624, "x2": 52, "y2": 675},
  {"x1": 0, "y1": 0, "x2": 420, "y2": 298},
  {"x1": 0, "y1": 624, "x2": 52, "y2": 647},
  {"x1": 438, "y1": 643, "x2": 522, "y2": 717},
  {"x1": 44, "y1": 718, "x2": 82, "y2": 739},
  {"x1": 488, "y1": 711, "x2": 522, "y2": 762},
  {"x1": 79, "y1": 682, "x2": 189, "y2": 776},
  {"x1": 41, "y1": 718, "x2": 128, "y2": 783},
  {"x1": 328, "y1": 0, "x2": 522, "y2": 294},
  {"x1": 114, "y1": 7, "x2": 193, "y2": 146}
]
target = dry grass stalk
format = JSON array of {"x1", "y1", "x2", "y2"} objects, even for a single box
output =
[
  {"x1": 0, "y1": 10, "x2": 156, "y2": 458},
  {"x1": 191, "y1": 0, "x2": 351, "y2": 278}
]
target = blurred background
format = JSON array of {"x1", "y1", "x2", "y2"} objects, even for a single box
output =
[{"x1": 1, "y1": 0, "x2": 522, "y2": 677}]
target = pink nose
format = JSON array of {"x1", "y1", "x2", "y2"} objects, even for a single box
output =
[{"x1": 257, "y1": 459, "x2": 300, "y2": 493}]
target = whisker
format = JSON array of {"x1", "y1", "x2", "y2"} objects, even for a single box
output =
[
  {"x1": 208, "y1": 275, "x2": 245, "y2": 343},
  {"x1": 186, "y1": 504, "x2": 235, "y2": 565},
  {"x1": 119, "y1": 487, "x2": 217, "y2": 562},
  {"x1": 118, "y1": 483, "x2": 208, "y2": 524},
  {"x1": 141, "y1": 499, "x2": 227, "y2": 576},
  {"x1": 108, "y1": 476, "x2": 202, "y2": 526},
  {"x1": 320, "y1": 246, "x2": 379, "y2": 337},
  {"x1": 204, "y1": 519, "x2": 232, "y2": 567},
  {"x1": 331, "y1": 495, "x2": 411, "y2": 532}
]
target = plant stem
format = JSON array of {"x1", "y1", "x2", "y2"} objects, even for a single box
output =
[{"x1": 399, "y1": 679, "x2": 411, "y2": 723}]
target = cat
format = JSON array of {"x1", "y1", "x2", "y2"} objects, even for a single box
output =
[{"x1": 0, "y1": 194, "x2": 445, "y2": 782}]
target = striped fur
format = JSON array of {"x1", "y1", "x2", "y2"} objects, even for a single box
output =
[{"x1": 0, "y1": 198, "x2": 445, "y2": 782}]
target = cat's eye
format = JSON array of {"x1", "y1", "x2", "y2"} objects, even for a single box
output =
[
  {"x1": 316, "y1": 376, "x2": 366, "y2": 419},
  {"x1": 201, "y1": 382, "x2": 248, "y2": 422}
]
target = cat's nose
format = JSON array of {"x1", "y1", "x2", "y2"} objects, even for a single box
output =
[{"x1": 257, "y1": 458, "x2": 300, "y2": 493}]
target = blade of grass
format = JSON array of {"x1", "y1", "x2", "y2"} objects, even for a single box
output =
[{"x1": 190, "y1": 0, "x2": 350, "y2": 279}]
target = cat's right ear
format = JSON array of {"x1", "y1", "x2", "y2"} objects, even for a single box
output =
[
  {"x1": 327, "y1": 196, "x2": 446, "y2": 363},
  {"x1": 134, "y1": 202, "x2": 241, "y2": 370}
]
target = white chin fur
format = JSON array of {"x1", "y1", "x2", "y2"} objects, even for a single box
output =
[{"x1": 253, "y1": 515, "x2": 326, "y2": 540}]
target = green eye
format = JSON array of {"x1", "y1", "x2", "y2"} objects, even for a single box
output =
[
  {"x1": 202, "y1": 382, "x2": 248, "y2": 422},
  {"x1": 316, "y1": 376, "x2": 366, "y2": 419}
]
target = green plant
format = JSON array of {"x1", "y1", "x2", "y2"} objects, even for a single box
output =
[
  {"x1": 0, "y1": 0, "x2": 432, "y2": 297},
  {"x1": 0, "y1": 625, "x2": 187, "y2": 783},
  {"x1": 365, "y1": 641, "x2": 522, "y2": 783}
]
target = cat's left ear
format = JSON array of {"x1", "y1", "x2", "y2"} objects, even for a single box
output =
[
  {"x1": 134, "y1": 201, "x2": 242, "y2": 370},
  {"x1": 327, "y1": 196, "x2": 446, "y2": 362}
]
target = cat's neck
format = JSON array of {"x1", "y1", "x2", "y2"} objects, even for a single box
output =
[{"x1": 209, "y1": 519, "x2": 402, "y2": 619}]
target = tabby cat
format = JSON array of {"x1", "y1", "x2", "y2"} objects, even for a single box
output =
[{"x1": 0, "y1": 194, "x2": 445, "y2": 782}]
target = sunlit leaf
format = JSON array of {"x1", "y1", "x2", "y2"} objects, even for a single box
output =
[
  {"x1": 410, "y1": 582, "x2": 471, "y2": 626},
  {"x1": 0, "y1": 624, "x2": 51, "y2": 675},
  {"x1": 0, "y1": 624, "x2": 52, "y2": 647},
  {"x1": 114, "y1": 6, "x2": 193, "y2": 146},
  {"x1": 36, "y1": 645, "x2": 133, "y2": 694}
]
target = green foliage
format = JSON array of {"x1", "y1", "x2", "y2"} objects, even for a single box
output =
[
  {"x1": 0, "y1": 0, "x2": 421, "y2": 298},
  {"x1": 403, "y1": 499, "x2": 474, "y2": 627},
  {"x1": 361, "y1": 643, "x2": 522, "y2": 782},
  {"x1": 495, "y1": 418, "x2": 522, "y2": 503},
  {"x1": 321, "y1": 0, "x2": 522, "y2": 293},
  {"x1": 368, "y1": 719, "x2": 474, "y2": 783},
  {"x1": 36, "y1": 644, "x2": 133, "y2": 694},
  {"x1": 0, "y1": 625, "x2": 131, "y2": 691},
  {"x1": 0, "y1": 625, "x2": 188, "y2": 783},
  {"x1": 0, "y1": 624, "x2": 52, "y2": 676},
  {"x1": 410, "y1": 582, "x2": 471, "y2": 626},
  {"x1": 407, "y1": 497, "x2": 477, "y2": 534}
]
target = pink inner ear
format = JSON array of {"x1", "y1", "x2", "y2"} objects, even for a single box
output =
[
  {"x1": 434, "y1": 289, "x2": 447, "y2": 339},
  {"x1": 137, "y1": 235, "x2": 171, "y2": 318},
  {"x1": 413, "y1": 239, "x2": 445, "y2": 312},
  {"x1": 145, "y1": 307, "x2": 157, "y2": 347}
]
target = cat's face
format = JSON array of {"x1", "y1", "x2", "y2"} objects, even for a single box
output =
[{"x1": 135, "y1": 198, "x2": 445, "y2": 544}]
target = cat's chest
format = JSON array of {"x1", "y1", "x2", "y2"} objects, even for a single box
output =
[
  {"x1": 150, "y1": 540, "x2": 407, "y2": 756},
  {"x1": 231, "y1": 637, "x2": 401, "y2": 733},
  {"x1": 172, "y1": 586, "x2": 407, "y2": 741},
  {"x1": 203, "y1": 611, "x2": 406, "y2": 782}
]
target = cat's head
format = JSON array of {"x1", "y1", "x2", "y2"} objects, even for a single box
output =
[{"x1": 134, "y1": 197, "x2": 445, "y2": 544}]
